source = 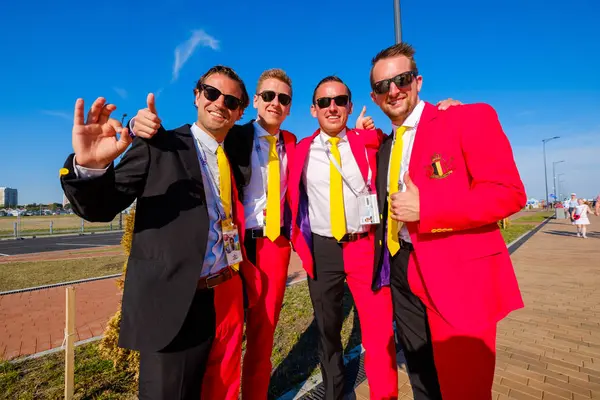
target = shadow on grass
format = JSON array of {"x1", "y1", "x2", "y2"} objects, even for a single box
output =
[{"x1": 268, "y1": 283, "x2": 362, "y2": 399}]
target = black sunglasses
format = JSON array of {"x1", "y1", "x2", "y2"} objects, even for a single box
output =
[
  {"x1": 258, "y1": 91, "x2": 292, "y2": 106},
  {"x1": 315, "y1": 95, "x2": 349, "y2": 109},
  {"x1": 372, "y1": 70, "x2": 418, "y2": 95},
  {"x1": 199, "y1": 84, "x2": 243, "y2": 110}
]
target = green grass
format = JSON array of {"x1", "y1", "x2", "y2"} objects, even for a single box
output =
[
  {"x1": 513, "y1": 212, "x2": 553, "y2": 223},
  {"x1": 0, "y1": 256, "x2": 124, "y2": 292},
  {"x1": 0, "y1": 281, "x2": 359, "y2": 399},
  {"x1": 501, "y1": 223, "x2": 536, "y2": 244}
]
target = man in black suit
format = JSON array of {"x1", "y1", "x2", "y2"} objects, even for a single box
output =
[{"x1": 59, "y1": 65, "x2": 260, "y2": 400}]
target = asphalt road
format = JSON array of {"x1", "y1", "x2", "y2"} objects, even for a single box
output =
[{"x1": 0, "y1": 232, "x2": 122, "y2": 256}]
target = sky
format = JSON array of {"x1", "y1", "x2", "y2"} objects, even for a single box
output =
[{"x1": 0, "y1": 0, "x2": 598, "y2": 205}]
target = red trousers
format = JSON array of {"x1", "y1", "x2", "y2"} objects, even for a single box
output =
[
  {"x1": 200, "y1": 274, "x2": 244, "y2": 400},
  {"x1": 409, "y1": 256, "x2": 497, "y2": 400},
  {"x1": 242, "y1": 235, "x2": 291, "y2": 400}
]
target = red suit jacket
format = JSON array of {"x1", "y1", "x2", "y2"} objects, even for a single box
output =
[
  {"x1": 373, "y1": 102, "x2": 527, "y2": 331},
  {"x1": 289, "y1": 128, "x2": 383, "y2": 277}
]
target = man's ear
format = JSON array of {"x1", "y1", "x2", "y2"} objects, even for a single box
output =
[{"x1": 310, "y1": 104, "x2": 317, "y2": 118}]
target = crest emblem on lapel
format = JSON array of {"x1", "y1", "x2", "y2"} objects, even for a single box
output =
[{"x1": 426, "y1": 153, "x2": 454, "y2": 179}]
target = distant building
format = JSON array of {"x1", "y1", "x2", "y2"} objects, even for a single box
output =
[
  {"x1": 0, "y1": 187, "x2": 18, "y2": 207},
  {"x1": 62, "y1": 193, "x2": 70, "y2": 207}
]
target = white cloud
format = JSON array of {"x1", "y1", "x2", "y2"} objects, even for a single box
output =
[
  {"x1": 41, "y1": 110, "x2": 71, "y2": 121},
  {"x1": 113, "y1": 87, "x2": 128, "y2": 99},
  {"x1": 172, "y1": 30, "x2": 219, "y2": 82},
  {"x1": 510, "y1": 130, "x2": 600, "y2": 201}
]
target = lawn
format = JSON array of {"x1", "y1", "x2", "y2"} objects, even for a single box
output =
[
  {"x1": 0, "y1": 214, "x2": 123, "y2": 238},
  {"x1": 0, "y1": 282, "x2": 361, "y2": 400},
  {"x1": 512, "y1": 211, "x2": 554, "y2": 223},
  {"x1": 500, "y1": 223, "x2": 536, "y2": 245},
  {"x1": 0, "y1": 255, "x2": 124, "y2": 292}
]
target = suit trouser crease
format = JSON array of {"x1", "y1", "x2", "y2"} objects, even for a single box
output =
[
  {"x1": 242, "y1": 234, "x2": 291, "y2": 400},
  {"x1": 308, "y1": 234, "x2": 397, "y2": 400}
]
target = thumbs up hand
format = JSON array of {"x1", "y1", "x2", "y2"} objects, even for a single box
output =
[
  {"x1": 390, "y1": 171, "x2": 420, "y2": 222},
  {"x1": 131, "y1": 93, "x2": 163, "y2": 139},
  {"x1": 355, "y1": 106, "x2": 376, "y2": 130}
]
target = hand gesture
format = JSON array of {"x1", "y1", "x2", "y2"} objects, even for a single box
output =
[
  {"x1": 131, "y1": 93, "x2": 162, "y2": 139},
  {"x1": 436, "y1": 98, "x2": 463, "y2": 110},
  {"x1": 72, "y1": 97, "x2": 132, "y2": 169},
  {"x1": 390, "y1": 172, "x2": 420, "y2": 222},
  {"x1": 355, "y1": 106, "x2": 376, "y2": 130}
]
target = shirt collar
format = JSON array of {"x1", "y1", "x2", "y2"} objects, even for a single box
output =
[
  {"x1": 253, "y1": 120, "x2": 280, "y2": 141},
  {"x1": 319, "y1": 128, "x2": 347, "y2": 144},
  {"x1": 191, "y1": 123, "x2": 220, "y2": 154},
  {"x1": 392, "y1": 99, "x2": 425, "y2": 133}
]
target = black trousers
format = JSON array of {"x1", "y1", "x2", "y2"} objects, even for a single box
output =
[
  {"x1": 390, "y1": 246, "x2": 442, "y2": 400},
  {"x1": 307, "y1": 234, "x2": 348, "y2": 400},
  {"x1": 138, "y1": 288, "x2": 216, "y2": 400}
]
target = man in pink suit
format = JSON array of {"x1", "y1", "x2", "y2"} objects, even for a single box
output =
[
  {"x1": 370, "y1": 42, "x2": 527, "y2": 399},
  {"x1": 288, "y1": 76, "x2": 398, "y2": 400}
]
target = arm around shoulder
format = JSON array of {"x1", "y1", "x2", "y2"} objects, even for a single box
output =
[{"x1": 419, "y1": 104, "x2": 527, "y2": 233}]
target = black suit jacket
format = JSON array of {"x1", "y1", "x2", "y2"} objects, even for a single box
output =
[
  {"x1": 61, "y1": 124, "x2": 237, "y2": 352},
  {"x1": 373, "y1": 133, "x2": 393, "y2": 290}
]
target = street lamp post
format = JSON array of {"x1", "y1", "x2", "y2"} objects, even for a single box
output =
[
  {"x1": 120, "y1": 113, "x2": 128, "y2": 125},
  {"x1": 542, "y1": 136, "x2": 560, "y2": 207},
  {"x1": 552, "y1": 160, "x2": 565, "y2": 204},
  {"x1": 557, "y1": 173, "x2": 565, "y2": 200},
  {"x1": 393, "y1": 0, "x2": 402, "y2": 43}
]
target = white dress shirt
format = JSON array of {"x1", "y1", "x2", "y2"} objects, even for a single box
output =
[
  {"x1": 302, "y1": 129, "x2": 368, "y2": 237},
  {"x1": 243, "y1": 121, "x2": 288, "y2": 230},
  {"x1": 387, "y1": 100, "x2": 425, "y2": 243}
]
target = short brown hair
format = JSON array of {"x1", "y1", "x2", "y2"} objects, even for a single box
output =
[
  {"x1": 256, "y1": 68, "x2": 293, "y2": 98},
  {"x1": 370, "y1": 43, "x2": 418, "y2": 87},
  {"x1": 312, "y1": 75, "x2": 352, "y2": 104},
  {"x1": 194, "y1": 65, "x2": 250, "y2": 110}
]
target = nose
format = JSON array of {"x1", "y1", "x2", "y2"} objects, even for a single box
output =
[
  {"x1": 327, "y1": 100, "x2": 338, "y2": 112},
  {"x1": 271, "y1": 94, "x2": 280, "y2": 106},
  {"x1": 213, "y1": 94, "x2": 227, "y2": 109},
  {"x1": 389, "y1": 81, "x2": 402, "y2": 96}
]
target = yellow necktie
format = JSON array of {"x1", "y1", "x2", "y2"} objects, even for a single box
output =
[
  {"x1": 265, "y1": 135, "x2": 280, "y2": 241},
  {"x1": 329, "y1": 137, "x2": 346, "y2": 241},
  {"x1": 387, "y1": 126, "x2": 406, "y2": 256},
  {"x1": 217, "y1": 145, "x2": 238, "y2": 271}
]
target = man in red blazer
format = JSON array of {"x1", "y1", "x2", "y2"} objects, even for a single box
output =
[
  {"x1": 288, "y1": 76, "x2": 398, "y2": 400},
  {"x1": 369, "y1": 43, "x2": 527, "y2": 399}
]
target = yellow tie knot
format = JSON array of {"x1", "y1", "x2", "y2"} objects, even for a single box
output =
[{"x1": 328, "y1": 137, "x2": 341, "y2": 146}]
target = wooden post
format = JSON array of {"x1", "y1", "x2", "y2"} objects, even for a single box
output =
[{"x1": 64, "y1": 286, "x2": 75, "y2": 400}]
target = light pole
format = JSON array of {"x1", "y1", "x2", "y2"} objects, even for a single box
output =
[
  {"x1": 120, "y1": 113, "x2": 128, "y2": 125},
  {"x1": 393, "y1": 0, "x2": 402, "y2": 43},
  {"x1": 557, "y1": 173, "x2": 565, "y2": 200},
  {"x1": 542, "y1": 136, "x2": 560, "y2": 207},
  {"x1": 552, "y1": 160, "x2": 565, "y2": 204}
]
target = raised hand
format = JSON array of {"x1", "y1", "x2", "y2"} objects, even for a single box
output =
[
  {"x1": 72, "y1": 97, "x2": 132, "y2": 169},
  {"x1": 355, "y1": 106, "x2": 376, "y2": 130},
  {"x1": 131, "y1": 93, "x2": 162, "y2": 139},
  {"x1": 390, "y1": 172, "x2": 420, "y2": 222}
]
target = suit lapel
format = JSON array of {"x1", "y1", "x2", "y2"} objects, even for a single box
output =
[
  {"x1": 175, "y1": 125, "x2": 205, "y2": 186},
  {"x1": 346, "y1": 129, "x2": 369, "y2": 184},
  {"x1": 377, "y1": 135, "x2": 393, "y2": 213},
  {"x1": 409, "y1": 102, "x2": 438, "y2": 179},
  {"x1": 282, "y1": 130, "x2": 295, "y2": 172}
]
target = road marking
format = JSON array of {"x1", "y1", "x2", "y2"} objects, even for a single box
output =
[
  {"x1": 54, "y1": 243, "x2": 109, "y2": 247},
  {"x1": 0, "y1": 253, "x2": 10, "y2": 256}
]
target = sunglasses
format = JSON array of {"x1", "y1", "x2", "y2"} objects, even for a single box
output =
[
  {"x1": 372, "y1": 70, "x2": 418, "y2": 95},
  {"x1": 199, "y1": 84, "x2": 243, "y2": 110},
  {"x1": 315, "y1": 95, "x2": 349, "y2": 109},
  {"x1": 258, "y1": 91, "x2": 292, "y2": 106}
]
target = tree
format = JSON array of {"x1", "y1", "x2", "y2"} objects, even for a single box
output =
[{"x1": 98, "y1": 207, "x2": 140, "y2": 378}]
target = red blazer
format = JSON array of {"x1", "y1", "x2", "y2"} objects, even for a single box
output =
[
  {"x1": 289, "y1": 127, "x2": 383, "y2": 278},
  {"x1": 373, "y1": 102, "x2": 527, "y2": 331}
]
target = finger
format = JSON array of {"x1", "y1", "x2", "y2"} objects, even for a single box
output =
[
  {"x1": 147, "y1": 93, "x2": 158, "y2": 115},
  {"x1": 134, "y1": 120, "x2": 160, "y2": 135},
  {"x1": 86, "y1": 97, "x2": 106, "y2": 124},
  {"x1": 138, "y1": 112, "x2": 161, "y2": 128},
  {"x1": 116, "y1": 127, "x2": 133, "y2": 154},
  {"x1": 358, "y1": 105, "x2": 366, "y2": 119},
  {"x1": 73, "y1": 98, "x2": 85, "y2": 126},
  {"x1": 107, "y1": 118, "x2": 123, "y2": 131},
  {"x1": 98, "y1": 104, "x2": 117, "y2": 125},
  {"x1": 404, "y1": 172, "x2": 415, "y2": 188}
]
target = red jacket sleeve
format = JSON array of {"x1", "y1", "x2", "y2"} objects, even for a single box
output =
[{"x1": 419, "y1": 104, "x2": 527, "y2": 233}]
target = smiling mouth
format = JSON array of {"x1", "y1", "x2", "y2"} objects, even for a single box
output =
[
  {"x1": 267, "y1": 109, "x2": 282, "y2": 116},
  {"x1": 326, "y1": 115, "x2": 341, "y2": 121},
  {"x1": 208, "y1": 110, "x2": 226, "y2": 120}
]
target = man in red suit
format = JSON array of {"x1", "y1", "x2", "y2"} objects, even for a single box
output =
[
  {"x1": 369, "y1": 43, "x2": 527, "y2": 399},
  {"x1": 288, "y1": 76, "x2": 398, "y2": 400}
]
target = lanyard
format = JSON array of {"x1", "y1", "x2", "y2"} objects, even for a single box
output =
[
  {"x1": 195, "y1": 137, "x2": 227, "y2": 220},
  {"x1": 319, "y1": 134, "x2": 373, "y2": 197}
]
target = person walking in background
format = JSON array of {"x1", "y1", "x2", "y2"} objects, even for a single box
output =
[
  {"x1": 572, "y1": 198, "x2": 593, "y2": 238},
  {"x1": 568, "y1": 193, "x2": 578, "y2": 223}
]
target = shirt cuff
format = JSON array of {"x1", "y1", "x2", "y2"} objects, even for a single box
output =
[{"x1": 73, "y1": 157, "x2": 109, "y2": 179}]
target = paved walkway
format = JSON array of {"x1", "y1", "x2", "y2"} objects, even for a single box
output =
[
  {"x1": 0, "y1": 252, "x2": 306, "y2": 360},
  {"x1": 354, "y1": 215, "x2": 600, "y2": 400}
]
